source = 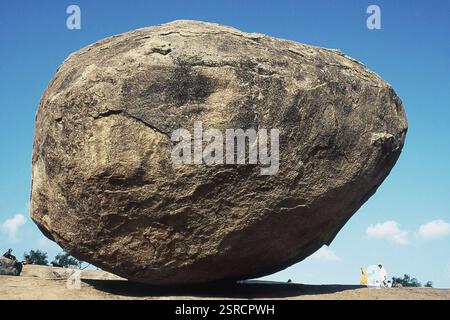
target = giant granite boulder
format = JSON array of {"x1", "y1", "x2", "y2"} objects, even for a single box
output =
[{"x1": 31, "y1": 20, "x2": 407, "y2": 285}]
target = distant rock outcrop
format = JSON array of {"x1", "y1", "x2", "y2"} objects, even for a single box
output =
[
  {"x1": 31, "y1": 20, "x2": 407, "y2": 285},
  {"x1": 0, "y1": 257, "x2": 22, "y2": 276}
]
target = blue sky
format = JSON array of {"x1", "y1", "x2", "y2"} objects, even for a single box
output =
[{"x1": 1, "y1": 0, "x2": 449, "y2": 287}]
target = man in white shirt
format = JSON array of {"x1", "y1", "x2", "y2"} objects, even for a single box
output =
[{"x1": 378, "y1": 264, "x2": 388, "y2": 287}]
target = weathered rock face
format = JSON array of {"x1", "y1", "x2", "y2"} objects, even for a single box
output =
[
  {"x1": 0, "y1": 257, "x2": 22, "y2": 276},
  {"x1": 31, "y1": 20, "x2": 407, "y2": 285}
]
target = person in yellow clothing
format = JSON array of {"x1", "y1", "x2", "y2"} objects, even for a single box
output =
[{"x1": 360, "y1": 266, "x2": 368, "y2": 286}]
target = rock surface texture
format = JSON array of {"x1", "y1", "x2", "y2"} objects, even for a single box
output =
[
  {"x1": 31, "y1": 20, "x2": 407, "y2": 285},
  {"x1": 0, "y1": 257, "x2": 22, "y2": 276}
]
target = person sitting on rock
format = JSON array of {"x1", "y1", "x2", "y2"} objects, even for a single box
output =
[
  {"x1": 3, "y1": 249, "x2": 17, "y2": 261},
  {"x1": 0, "y1": 250, "x2": 23, "y2": 276}
]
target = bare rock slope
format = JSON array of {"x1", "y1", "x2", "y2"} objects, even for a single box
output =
[
  {"x1": 31, "y1": 20, "x2": 407, "y2": 285},
  {"x1": 2, "y1": 266, "x2": 449, "y2": 300}
]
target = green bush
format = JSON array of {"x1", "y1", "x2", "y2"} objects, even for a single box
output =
[
  {"x1": 24, "y1": 250, "x2": 48, "y2": 265},
  {"x1": 392, "y1": 274, "x2": 433, "y2": 288},
  {"x1": 52, "y1": 252, "x2": 82, "y2": 268}
]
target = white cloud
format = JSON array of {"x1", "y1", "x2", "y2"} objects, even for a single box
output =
[
  {"x1": 366, "y1": 220, "x2": 409, "y2": 245},
  {"x1": 416, "y1": 220, "x2": 450, "y2": 240},
  {"x1": 1, "y1": 214, "x2": 27, "y2": 242},
  {"x1": 310, "y1": 246, "x2": 340, "y2": 261}
]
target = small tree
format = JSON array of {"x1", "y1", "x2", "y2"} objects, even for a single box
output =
[
  {"x1": 392, "y1": 274, "x2": 421, "y2": 287},
  {"x1": 24, "y1": 250, "x2": 48, "y2": 265},
  {"x1": 52, "y1": 252, "x2": 82, "y2": 268},
  {"x1": 392, "y1": 274, "x2": 433, "y2": 288}
]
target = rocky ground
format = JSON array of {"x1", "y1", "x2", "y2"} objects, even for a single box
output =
[{"x1": 0, "y1": 265, "x2": 448, "y2": 300}]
